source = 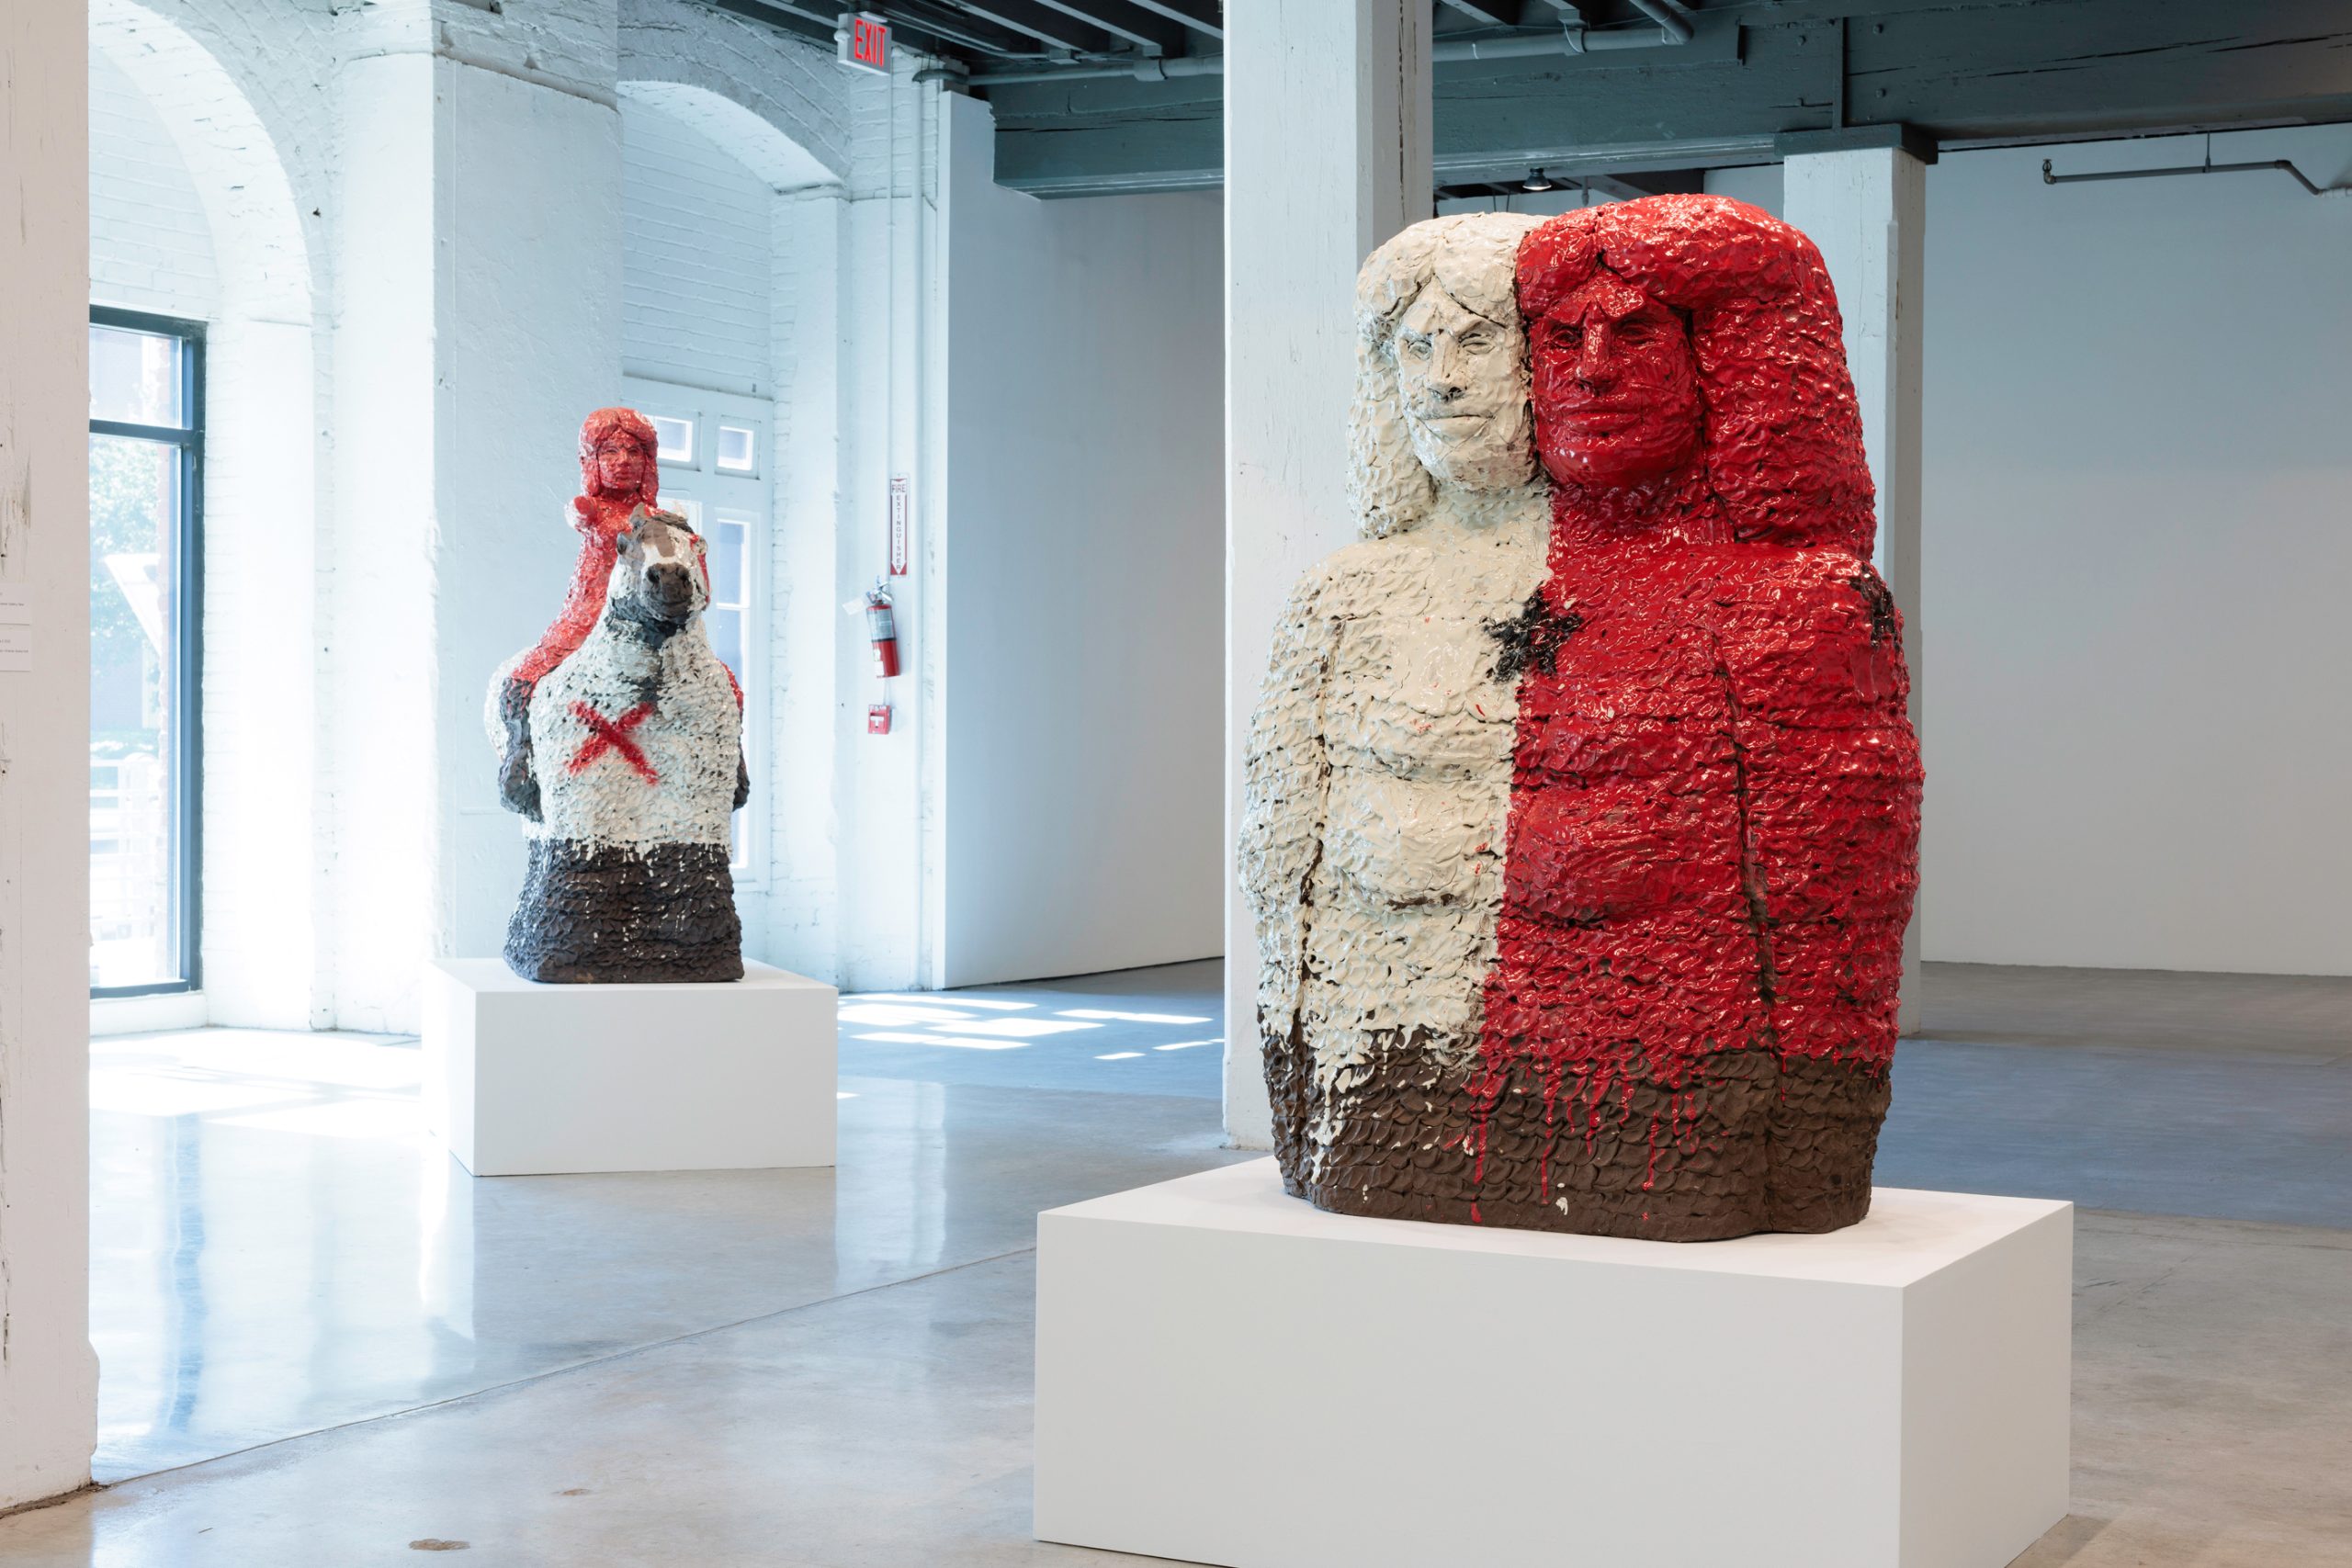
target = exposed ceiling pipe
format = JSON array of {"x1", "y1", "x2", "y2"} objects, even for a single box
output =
[
  {"x1": 1625, "y1": 0, "x2": 1695, "y2": 46},
  {"x1": 917, "y1": 17, "x2": 1691, "y2": 86},
  {"x1": 2042, "y1": 156, "x2": 2335, "y2": 197}
]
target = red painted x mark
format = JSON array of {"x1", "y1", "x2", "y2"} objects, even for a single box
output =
[{"x1": 567, "y1": 700, "x2": 660, "y2": 784}]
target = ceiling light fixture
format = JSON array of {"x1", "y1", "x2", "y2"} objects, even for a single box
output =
[{"x1": 1522, "y1": 167, "x2": 1556, "y2": 193}]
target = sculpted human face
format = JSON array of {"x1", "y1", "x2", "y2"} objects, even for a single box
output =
[
  {"x1": 1392, "y1": 284, "x2": 1532, "y2": 490},
  {"x1": 592, "y1": 436, "x2": 650, "y2": 499},
  {"x1": 1532, "y1": 272, "x2": 1702, "y2": 488}
]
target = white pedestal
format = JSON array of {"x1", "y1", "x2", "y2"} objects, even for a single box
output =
[
  {"x1": 422, "y1": 958, "x2": 836, "y2": 1176},
  {"x1": 1035, "y1": 1159, "x2": 2071, "y2": 1568}
]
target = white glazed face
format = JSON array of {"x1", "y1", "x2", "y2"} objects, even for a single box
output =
[{"x1": 1391, "y1": 285, "x2": 1533, "y2": 491}]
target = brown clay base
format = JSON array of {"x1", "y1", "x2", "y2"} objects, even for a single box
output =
[
  {"x1": 505, "y1": 839, "x2": 745, "y2": 985},
  {"x1": 1265, "y1": 1022, "x2": 1890, "y2": 1242}
]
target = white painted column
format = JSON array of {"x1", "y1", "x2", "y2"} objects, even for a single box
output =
[
  {"x1": 331, "y1": 2, "x2": 625, "y2": 1030},
  {"x1": 829, "y1": 57, "x2": 936, "y2": 997},
  {"x1": 1783, "y1": 147, "x2": 1928, "y2": 1032},
  {"x1": 0, "y1": 0, "x2": 101, "y2": 1506},
  {"x1": 765, "y1": 186, "x2": 845, "y2": 984},
  {"x1": 1224, "y1": 1, "x2": 1432, "y2": 1145}
]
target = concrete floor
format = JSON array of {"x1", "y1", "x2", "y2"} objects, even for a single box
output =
[{"x1": 2, "y1": 960, "x2": 2346, "y2": 1564}]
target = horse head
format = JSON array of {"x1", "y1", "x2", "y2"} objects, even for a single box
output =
[{"x1": 609, "y1": 505, "x2": 710, "y2": 631}]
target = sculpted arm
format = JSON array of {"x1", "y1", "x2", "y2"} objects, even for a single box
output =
[
  {"x1": 1736, "y1": 558, "x2": 1923, "y2": 1064},
  {"x1": 1239, "y1": 565, "x2": 1342, "y2": 1051},
  {"x1": 485, "y1": 656, "x2": 543, "y2": 822}
]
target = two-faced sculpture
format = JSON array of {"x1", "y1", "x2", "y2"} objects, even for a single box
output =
[
  {"x1": 489, "y1": 409, "x2": 749, "y2": 984},
  {"x1": 1244, "y1": 196, "x2": 1921, "y2": 1241}
]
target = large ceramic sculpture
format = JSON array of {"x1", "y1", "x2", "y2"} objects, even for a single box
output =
[
  {"x1": 1242, "y1": 197, "x2": 1920, "y2": 1241},
  {"x1": 488, "y1": 408, "x2": 748, "y2": 983}
]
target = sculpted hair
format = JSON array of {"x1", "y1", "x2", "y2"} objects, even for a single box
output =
[
  {"x1": 1516, "y1": 194, "x2": 1875, "y2": 554},
  {"x1": 1350, "y1": 211, "x2": 1544, "y2": 538}
]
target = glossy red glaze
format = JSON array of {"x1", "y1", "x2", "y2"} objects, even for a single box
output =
[{"x1": 1478, "y1": 195, "x2": 1921, "y2": 1163}]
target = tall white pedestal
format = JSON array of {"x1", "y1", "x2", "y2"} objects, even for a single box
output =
[
  {"x1": 422, "y1": 958, "x2": 836, "y2": 1176},
  {"x1": 1036, "y1": 1159, "x2": 2071, "y2": 1568}
]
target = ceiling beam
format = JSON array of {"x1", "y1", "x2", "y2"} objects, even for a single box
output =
[
  {"x1": 887, "y1": 4, "x2": 1051, "y2": 58},
  {"x1": 1441, "y1": 0, "x2": 1534, "y2": 26},
  {"x1": 956, "y1": 0, "x2": 1122, "y2": 52},
  {"x1": 1121, "y1": 0, "x2": 1220, "y2": 40},
  {"x1": 1030, "y1": 0, "x2": 1187, "y2": 53},
  {"x1": 989, "y1": 0, "x2": 2352, "y2": 195}
]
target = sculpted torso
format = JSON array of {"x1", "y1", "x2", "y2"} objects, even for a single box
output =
[
  {"x1": 529, "y1": 614, "x2": 740, "y2": 849},
  {"x1": 1296, "y1": 504, "x2": 1545, "y2": 1055}
]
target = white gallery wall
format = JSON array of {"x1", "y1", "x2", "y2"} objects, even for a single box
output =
[
  {"x1": 1712, "y1": 126, "x2": 2352, "y2": 976},
  {"x1": 1919, "y1": 130, "x2": 2352, "y2": 976},
  {"x1": 939, "y1": 96, "x2": 1224, "y2": 987}
]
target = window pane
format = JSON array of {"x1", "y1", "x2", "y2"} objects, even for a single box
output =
[
  {"x1": 711, "y1": 519, "x2": 747, "y2": 606},
  {"x1": 716, "y1": 423, "x2": 754, "y2": 472},
  {"x1": 651, "y1": 415, "x2": 694, "y2": 465},
  {"x1": 90, "y1": 325, "x2": 187, "y2": 428},
  {"x1": 90, "y1": 434, "x2": 188, "y2": 989},
  {"x1": 706, "y1": 605, "x2": 743, "y2": 679}
]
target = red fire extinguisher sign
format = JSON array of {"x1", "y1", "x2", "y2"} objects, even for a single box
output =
[{"x1": 888, "y1": 476, "x2": 910, "y2": 576}]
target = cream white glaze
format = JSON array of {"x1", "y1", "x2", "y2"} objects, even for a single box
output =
[{"x1": 1241, "y1": 213, "x2": 1549, "y2": 1186}]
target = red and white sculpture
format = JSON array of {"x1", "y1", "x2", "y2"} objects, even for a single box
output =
[
  {"x1": 1243, "y1": 197, "x2": 1920, "y2": 1240},
  {"x1": 488, "y1": 409, "x2": 748, "y2": 983}
]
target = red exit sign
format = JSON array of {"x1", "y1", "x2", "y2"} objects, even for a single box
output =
[{"x1": 839, "y1": 13, "x2": 888, "y2": 73}]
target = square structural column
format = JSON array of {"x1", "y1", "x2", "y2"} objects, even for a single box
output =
[
  {"x1": 422, "y1": 958, "x2": 837, "y2": 1176},
  {"x1": 1036, "y1": 1160, "x2": 2070, "y2": 1568},
  {"x1": 1224, "y1": 0, "x2": 1433, "y2": 1147},
  {"x1": 1784, "y1": 131, "x2": 1930, "y2": 1033},
  {"x1": 0, "y1": 0, "x2": 102, "y2": 1507}
]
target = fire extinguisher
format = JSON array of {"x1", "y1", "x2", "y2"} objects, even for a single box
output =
[{"x1": 865, "y1": 582, "x2": 900, "y2": 679}]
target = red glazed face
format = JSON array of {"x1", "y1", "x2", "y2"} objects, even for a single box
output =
[
  {"x1": 1531, "y1": 271, "x2": 1702, "y2": 489},
  {"x1": 591, "y1": 436, "x2": 650, "y2": 499}
]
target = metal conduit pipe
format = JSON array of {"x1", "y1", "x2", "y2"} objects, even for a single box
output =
[
  {"x1": 1624, "y1": 0, "x2": 1695, "y2": 46},
  {"x1": 914, "y1": 20, "x2": 1687, "y2": 86}
]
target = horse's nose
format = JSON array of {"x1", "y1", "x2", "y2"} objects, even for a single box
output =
[{"x1": 647, "y1": 563, "x2": 693, "y2": 604}]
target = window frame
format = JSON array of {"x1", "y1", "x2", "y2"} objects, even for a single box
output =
[
  {"x1": 621, "y1": 376, "x2": 770, "y2": 888},
  {"x1": 88, "y1": 304, "x2": 205, "y2": 999}
]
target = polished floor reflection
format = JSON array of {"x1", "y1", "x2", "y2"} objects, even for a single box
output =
[
  {"x1": 7, "y1": 960, "x2": 2346, "y2": 1566},
  {"x1": 88, "y1": 964, "x2": 1238, "y2": 1484}
]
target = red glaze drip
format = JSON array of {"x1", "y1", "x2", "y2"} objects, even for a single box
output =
[{"x1": 1475, "y1": 196, "x2": 1922, "y2": 1221}]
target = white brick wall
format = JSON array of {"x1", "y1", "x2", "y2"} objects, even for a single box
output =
[
  {"x1": 620, "y1": 0, "x2": 853, "y2": 183},
  {"x1": 622, "y1": 97, "x2": 773, "y2": 396},
  {"x1": 89, "y1": 47, "x2": 217, "y2": 317}
]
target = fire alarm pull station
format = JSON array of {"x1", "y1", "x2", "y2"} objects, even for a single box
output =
[{"x1": 867, "y1": 704, "x2": 893, "y2": 736}]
